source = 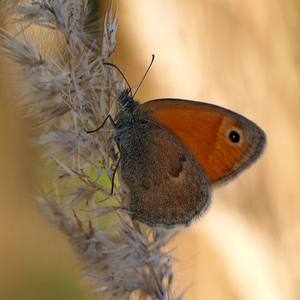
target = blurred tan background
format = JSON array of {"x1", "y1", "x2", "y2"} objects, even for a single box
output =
[{"x1": 0, "y1": 0, "x2": 299, "y2": 299}]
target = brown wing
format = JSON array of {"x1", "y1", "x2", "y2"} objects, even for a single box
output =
[
  {"x1": 119, "y1": 119, "x2": 211, "y2": 228},
  {"x1": 141, "y1": 99, "x2": 266, "y2": 186}
]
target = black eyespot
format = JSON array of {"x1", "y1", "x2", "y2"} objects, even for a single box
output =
[{"x1": 229, "y1": 131, "x2": 240, "y2": 143}]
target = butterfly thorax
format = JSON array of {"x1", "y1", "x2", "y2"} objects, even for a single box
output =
[{"x1": 114, "y1": 91, "x2": 148, "y2": 140}]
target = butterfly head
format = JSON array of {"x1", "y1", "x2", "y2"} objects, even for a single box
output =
[
  {"x1": 116, "y1": 88, "x2": 140, "y2": 112},
  {"x1": 117, "y1": 88, "x2": 132, "y2": 107}
]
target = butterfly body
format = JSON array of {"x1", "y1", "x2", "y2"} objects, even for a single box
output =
[
  {"x1": 112, "y1": 89, "x2": 266, "y2": 228},
  {"x1": 114, "y1": 91, "x2": 211, "y2": 227}
]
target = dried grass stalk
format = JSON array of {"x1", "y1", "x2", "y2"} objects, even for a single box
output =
[{"x1": 0, "y1": 1, "x2": 182, "y2": 299}]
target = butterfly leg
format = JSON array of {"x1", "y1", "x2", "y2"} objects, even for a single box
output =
[
  {"x1": 87, "y1": 114, "x2": 116, "y2": 133},
  {"x1": 110, "y1": 153, "x2": 122, "y2": 195},
  {"x1": 87, "y1": 115, "x2": 119, "y2": 194},
  {"x1": 87, "y1": 117, "x2": 123, "y2": 196}
]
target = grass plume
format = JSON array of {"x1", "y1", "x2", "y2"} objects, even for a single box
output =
[{"x1": 0, "y1": 1, "x2": 181, "y2": 299}]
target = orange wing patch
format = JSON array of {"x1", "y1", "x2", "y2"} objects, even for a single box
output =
[{"x1": 141, "y1": 99, "x2": 265, "y2": 185}]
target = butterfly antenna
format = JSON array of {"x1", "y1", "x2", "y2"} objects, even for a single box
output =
[
  {"x1": 132, "y1": 54, "x2": 155, "y2": 98},
  {"x1": 103, "y1": 62, "x2": 132, "y2": 90}
]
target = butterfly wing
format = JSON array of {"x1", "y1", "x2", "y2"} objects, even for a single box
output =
[
  {"x1": 141, "y1": 99, "x2": 266, "y2": 187},
  {"x1": 118, "y1": 118, "x2": 211, "y2": 228}
]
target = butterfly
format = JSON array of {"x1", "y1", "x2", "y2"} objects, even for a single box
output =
[{"x1": 89, "y1": 56, "x2": 266, "y2": 228}]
